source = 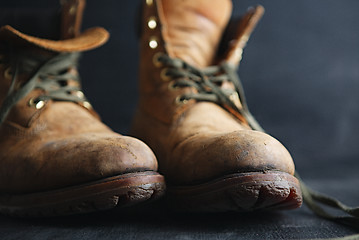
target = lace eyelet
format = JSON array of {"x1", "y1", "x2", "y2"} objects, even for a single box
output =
[
  {"x1": 160, "y1": 68, "x2": 171, "y2": 82},
  {"x1": 58, "y1": 80, "x2": 68, "y2": 87},
  {"x1": 175, "y1": 95, "x2": 189, "y2": 105},
  {"x1": 74, "y1": 90, "x2": 85, "y2": 99},
  {"x1": 4, "y1": 67, "x2": 13, "y2": 80},
  {"x1": 69, "y1": 5, "x2": 77, "y2": 15},
  {"x1": 168, "y1": 81, "x2": 179, "y2": 91},
  {"x1": 148, "y1": 36, "x2": 159, "y2": 49},
  {"x1": 147, "y1": 16, "x2": 157, "y2": 29},
  {"x1": 82, "y1": 101, "x2": 92, "y2": 110},
  {"x1": 152, "y1": 52, "x2": 164, "y2": 67},
  {"x1": 28, "y1": 98, "x2": 45, "y2": 110}
]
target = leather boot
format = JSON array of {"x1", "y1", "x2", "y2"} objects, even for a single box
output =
[
  {"x1": 0, "y1": 0, "x2": 165, "y2": 217},
  {"x1": 132, "y1": 0, "x2": 302, "y2": 211}
]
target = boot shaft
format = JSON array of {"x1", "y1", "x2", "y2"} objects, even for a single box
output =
[
  {"x1": 0, "y1": 0, "x2": 109, "y2": 128},
  {"x1": 138, "y1": 0, "x2": 264, "y2": 124}
]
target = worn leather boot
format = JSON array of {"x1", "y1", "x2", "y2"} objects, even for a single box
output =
[
  {"x1": 0, "y1": 0, "x2": 165, "y2": 217},
  {"x1": 132, "y1": 0, "x2": 302, "y2": 211}
]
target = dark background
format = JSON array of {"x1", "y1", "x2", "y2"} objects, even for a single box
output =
[{"x1": 1, "y1": 0, "x2": 359, "y2": 239}]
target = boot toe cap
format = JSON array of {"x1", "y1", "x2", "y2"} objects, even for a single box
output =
[
  {"x1": 59, "y1": 133, "x2": 159, "y2": 181},
  {"x1": 222, "y1": 130, "x2": 295, "y2": 174},
  {"x1": 169, "y1": 130, "x2": 295, "y2": 184},
  {"x1": 2, "y1": 133, "x2": 158, "y2": 193},
  {"x1": 87, "y1": 134, "x2": 159, "y2": 175}
]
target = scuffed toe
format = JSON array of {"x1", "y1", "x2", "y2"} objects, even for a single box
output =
[{"x1": 169, "y1": 130, "x2": 295, "y2": 185}]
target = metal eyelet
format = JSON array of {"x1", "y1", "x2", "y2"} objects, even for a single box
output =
[
  {"x1": 146, "y1": 0, "x2": 153, "y2": 6},
  {"x1": 152, "y1": 52, "x2": 164, "y2": 67},
  {"x1": 147, "y1": 16, "x2": 157, "y2": 29},
  {"x1": 160, "y1": 68, "x2": 171, "y2": 81},
  {"x1": 168, "y1": 81, "x2": 179, "y2": 91},
  {"x1": 69, "y1": 5, "x2": 76, "y2": 15},
  {"x1": 74, "y1": 90, "x2": 85, "y2": 99},
  {"x1": 82, "y1": 101, "x2": 92, "y2": 110},
  {"x1": 4, "y1": 67, "x2": 13, "y2": 80},
  {"x1": 28, "y1": 98, "x2": 45, "y2": 110},
  {"x1": 175, "y1": 95, "x2": 189, "y2": 105},
  {"x1": 148, "y1": 36, "x2": 158, "y2": 49}
]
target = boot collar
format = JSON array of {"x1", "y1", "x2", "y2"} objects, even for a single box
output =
[
  {"x1": 143, "y1": 1, "x2": 263, "y2": 68},
  {"x1": 0, "y1": 25, "x2": 109, "y2": 53}
]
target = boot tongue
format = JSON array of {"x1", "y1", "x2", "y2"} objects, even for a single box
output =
[
  {"x1": 220, "y1": 5, "x2": 264, "y2": 66},
  {"x1": 158, "y1": 0, "x2": 232, "y2": 68}
]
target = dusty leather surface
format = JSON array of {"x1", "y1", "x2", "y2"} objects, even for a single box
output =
[
  {"x1": 0, "y1": 0, "x2": 359, "y2": 239},
  {"x1": 0, "y1": 5, "x2": 157, "y2": 194},
  {"x1": 132, "y1": 0, "x2": 295, "y2": 185}
]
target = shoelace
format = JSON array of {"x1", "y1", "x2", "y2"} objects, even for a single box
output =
[
  {"x1": 158, "y1": 53, "x2": 264, "y2": 131},
  {"x1": 157, "y1": 53, "x2": 359, "y2": 239},
  {"x1": 0, "y1": 51, "x2": 88, "y2": 125}
]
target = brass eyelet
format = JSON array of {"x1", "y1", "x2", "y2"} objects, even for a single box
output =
[
  {"x1": 168, "y1": 81, "x2": 179, "y2": 91},
  {"x1": 148, "y1": 36, "x2": 159, "y2": 49},
  {"x1": 147, "y1": 16, "x2": 157, "y2": 29},
  {"x1": 69, "y1": 5, "x2": 76, "y2": 15},
  {"x1": 175, "y1": 95, "x2": 188, "y2": 105},
  {"x1": 82, "y1": 101, "x2": 92, "y2": 110},
  {"x1": 28, "y1": 98, "x2": 45, "y2": 110},
  {"x1": 4, "y1": 67, "x2": 13, "y2": 80},
  {"x1": 75, "y1": 90, "x2": 85, "y2": 99},
  {"x1": 146, "y1": 0, "x2": 153, "y2": 6},
  {"x1": 160, "y1": 68, "x2": 171, "y2": 82},
  {"x1": 152, "y1": 52, "x2": 164, "y2": 67}
]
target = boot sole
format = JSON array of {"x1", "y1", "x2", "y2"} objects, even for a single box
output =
[
  {"x1": 0, "y1": 171, "x2": 165, "y2": 217},
  {"x1": 167, "y1": 171, "x2": 302, "y2": 212}
]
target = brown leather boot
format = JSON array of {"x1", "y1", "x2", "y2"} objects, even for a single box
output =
[
  {"x1": 132, "y1": 0, "x2": 302, "y2": 211},
  {"x1": 0, "y1": 0, "x2": 165, "y2": 217}
]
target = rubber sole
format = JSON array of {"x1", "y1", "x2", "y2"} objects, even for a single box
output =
[
  {"x1": 167, "y1": 171, "x2": 302, "y2": 212},
  {"x1": 0, "y1": 171, "x2": 166, "y2": 217}
]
